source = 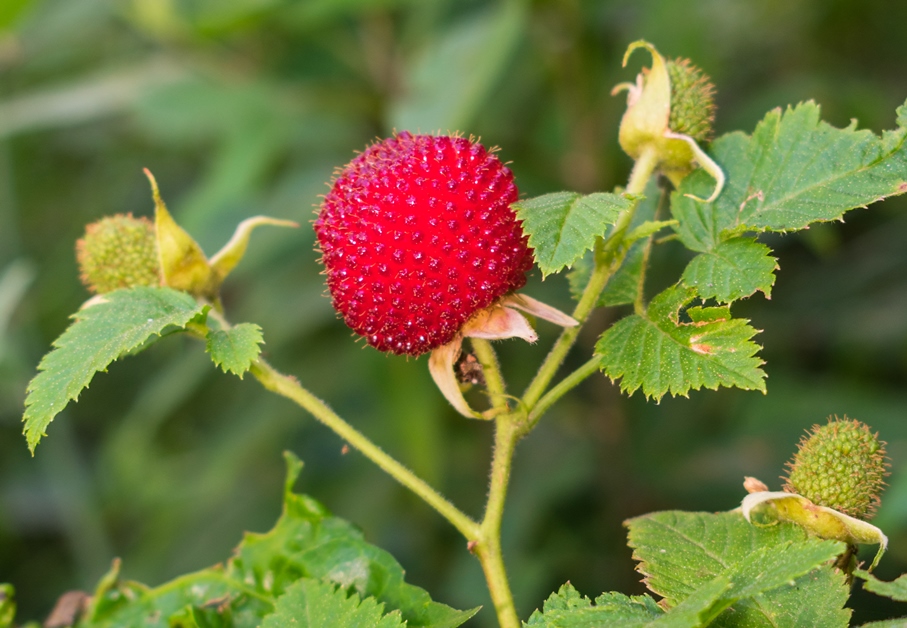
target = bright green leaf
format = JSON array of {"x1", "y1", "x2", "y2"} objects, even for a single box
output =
[
  {"x1": 681, "y1": 237, "x2": 778, "y2": 302},
  {"x1": 516, "y1": 191, "x2": 631, "y2": 277},
  {"x1": 626, "y1": 511, "x2": 851, "y2": 628},
  {"x1": 673, "y1": 99, "x2": 907, "y2": 253},
  {"x1": 595, "y1": 285, "x2": 765, "y2": 400},
  {"x1": 77, "y1": 454, "x2": 476, "y2": 628},
  {"x1": 206, "y1": 323, "x2": 264, "y2": 378},
  {"x1": 525, "y1": 583, "x2": 663, "y2": 626},
  {"x1": 854, "y1": 569, "x2": 907, "y2": 602},
  {"x1": 22, "y1": 287, "x2": 208, "y2": 453},
  {"x1": 261, "y1": 579, "x2": 405, "y2": 628}
]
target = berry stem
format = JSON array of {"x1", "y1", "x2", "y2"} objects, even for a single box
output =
[
  {"x1": 248, "y1": 358, "x2": 481, "y2": 540},
  {"x1": 475, "y1": 415, "x2": 521, "y2": 628},
  {"x1": 519, "y1": 146, "x2": 659, "y2": 415},
  {"x1": 470, "y1": 338, "x2": 509, "y2": 414}
]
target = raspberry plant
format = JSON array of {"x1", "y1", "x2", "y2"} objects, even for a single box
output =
[{"x1": 8, "y1": 39, "x2": 907, "y2": 627}]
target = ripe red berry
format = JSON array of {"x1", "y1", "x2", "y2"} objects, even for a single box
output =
[{"x1": 315, "y1": 132, "x2": 534, "y2": 356}]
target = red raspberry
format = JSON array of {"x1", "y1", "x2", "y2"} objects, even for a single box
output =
[{"x1": 315, "y1": 132, "x2": 534, "y2": 356}]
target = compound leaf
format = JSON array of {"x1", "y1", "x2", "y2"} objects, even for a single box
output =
[
  {"x1": 261, "y1": 579, "x2": 405, "y2": 628},
  {"x1": 595, "y1": 285, "x2": 765, "y2": 400},
  {"x1": 516, "y1": 191, "x2": 631, "y2": 277},
  {"x1": 681, "y1": 237, "x2": 778, "y2": 303},
  {"x1": 206, "y1": 323, "x2": 264, "y2": 378},
  {"x1": 673, "y1": 99, "x2": 907, "y2": 253},
  {"x1": 22, "y1": 287, "x2": 208, "y2": 453}
]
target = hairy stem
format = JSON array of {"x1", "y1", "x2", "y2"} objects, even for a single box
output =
[
  {"x1": 520, "y1": 146, "x2": 659, "y2": 412},
  {"x1": 471, "y1": 337, "x2": 509, "y2": 413},
  {"x1": 474, "y1": 415, "x2": 521, "y2": 628},
  {"x1": 249, "y1": 358, "x2": 481, "y2": 540}
]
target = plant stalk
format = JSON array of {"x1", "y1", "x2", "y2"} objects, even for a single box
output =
[
  {"x1": 249, "y1": 358, "x2": 481, "y2": 541},
  {"x1": 474, "y1": 415, "x2": 521, "y2": 628}
]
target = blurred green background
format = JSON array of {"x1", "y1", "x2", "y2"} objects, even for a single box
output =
[{"x1": 2, "y1": 0, "x2": 907, "y2": 625}]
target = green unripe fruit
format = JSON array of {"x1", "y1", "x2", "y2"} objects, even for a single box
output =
[
  {"x1": 667, "y1": 58, "x2": 716, "y2": 142},
  {"x1": 76, "y1": 214, "x2": 160, "y2": 294},
  {"x1": 783, "y1": 416, "x2": 888, "y2": 520}
]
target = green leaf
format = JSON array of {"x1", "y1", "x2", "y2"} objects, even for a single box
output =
[
  {"x1": 595, "y1": 285, "x2": 765, "y2": 400},
  {"x1": 525, "y1": 583, "x2": 663, "y2": 626},
  {"x1": 854, "y1": 569, "x2": 907, "y2": 601},
  {"x1": 261, "y1": 579, "x2": 405, "y2": 628},
  {"x1": 206, "y1": 323, "x2": 264, "y2": 378},
  {"x1": 626, "y1": 511, "x2": 851, "y2": 627},
  {"x1": 0, "y1": 584, "x2": 14, "y2": 628},
  {"x1": 516, "y1": 191, "x2": 631, "y2": 277},
  {"x1": 22, "y1": 287, "x2": 208, "y2": 453},
  {"x1": 673, "y1": 99, "x2": 907, "y2": 253},
  {"x1": 80, "y1": 453, "x2": 477, "y2": 628},
  {"x1": 681, "y1": 237, "x2": 778, "y2": 302}
]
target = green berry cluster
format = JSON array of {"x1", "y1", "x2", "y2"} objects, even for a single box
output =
[
  {"x1": 667, "y1": 58, "x2": 716, "y2": 142},
  {"x1": 784, "y1": 416, "x2": 888, "y2": 520},
  {"x1": 76, "y1": 214, "x2": 160, "y2": 294}
]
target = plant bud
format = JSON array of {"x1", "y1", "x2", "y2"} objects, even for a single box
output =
[
  {"x1": 784, "y1": 416, "x2": 888, "y2": 520},
  {"x1": 76, "y1": 214, "x2": 161, "y2": 294},
  {"x1": 612, "y1": 40, "x2": 724, "y2": 202}
]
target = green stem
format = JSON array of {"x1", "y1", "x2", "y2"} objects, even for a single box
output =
[
  {"x1": 249, "y1": 358, "x2": 480, "y2": 541},
  {"x1": 474, "y1": 415, "x2": 521, "y2": 628},
  {"x1": 471, "y1": 337, "x2": 508, "y2": 413},
  {"x1": 522, "y1": 357, "x2": 599, "y2": 434},
  {"x1": 520, "y1": 146, "x2": 659, "y2": 413}
]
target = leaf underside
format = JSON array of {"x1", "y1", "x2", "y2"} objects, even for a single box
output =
[{"x1": 22, "y1": 287, "x2": 208, "y2": 453}]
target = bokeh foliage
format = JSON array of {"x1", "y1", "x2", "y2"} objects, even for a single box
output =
[{"x1": 2, "y1": 0, "x2": 907, "y2": 625}]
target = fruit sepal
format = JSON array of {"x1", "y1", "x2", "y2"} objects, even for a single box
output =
[
  {"x1": 740, "y1": 485, "x2": 888, "y2": 570},
  {"x1": 612, "y1": 40, "x2": 724, "y2": 202},
  {"x1": 429, "y1": 295, "x2": 578, "y2": 419},
  {"x1": 144, "y1": 169, "x2": 297, "y2": 301}
]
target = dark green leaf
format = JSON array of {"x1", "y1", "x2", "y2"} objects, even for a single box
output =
[
  {"x1": 681, "y1": 237, "x2": 778, "y2": 302},
  {"x1": 261, "y1": 578, "x2": 405, "y2": 628},
  {"x1": 855, "y1": 569, "x2": 907, "y2": 602},
  {"x1": 516, "y1": 191, "x2": 631, "y2": 277},
  {"x1": 673, "y1": 99, "x2": 907, "y2": 253},
  {"x1": 22, "y1": 287, "x2": 208, "y2": 453},
  {"x1": 206, "y1": 323, "x2": 264, "y2": 378},
  {"x1": 595, "y1": 285, "x2": 765, "y2": 400}
]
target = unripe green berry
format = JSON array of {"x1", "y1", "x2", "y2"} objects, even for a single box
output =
[
  {"x1": 783, "y1": 416, "x2": 888, "y2": 520},
  {"x1": 76, "y1": 214, "x2": 160, "y2": 294},
  {"x1": 667, "y1": 58, "x2": 716, "y2": 142}
]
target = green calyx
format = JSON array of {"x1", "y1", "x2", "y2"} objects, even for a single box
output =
[
  {"x1": 667, "y1": 58, "x2": 716, "y2": 142},
  {"x1": 76, "y1": 214, "x2": 161, "y2": 294},
  {"x1": 784, "y1": 416, "x2": 888, "y2": 520}
]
